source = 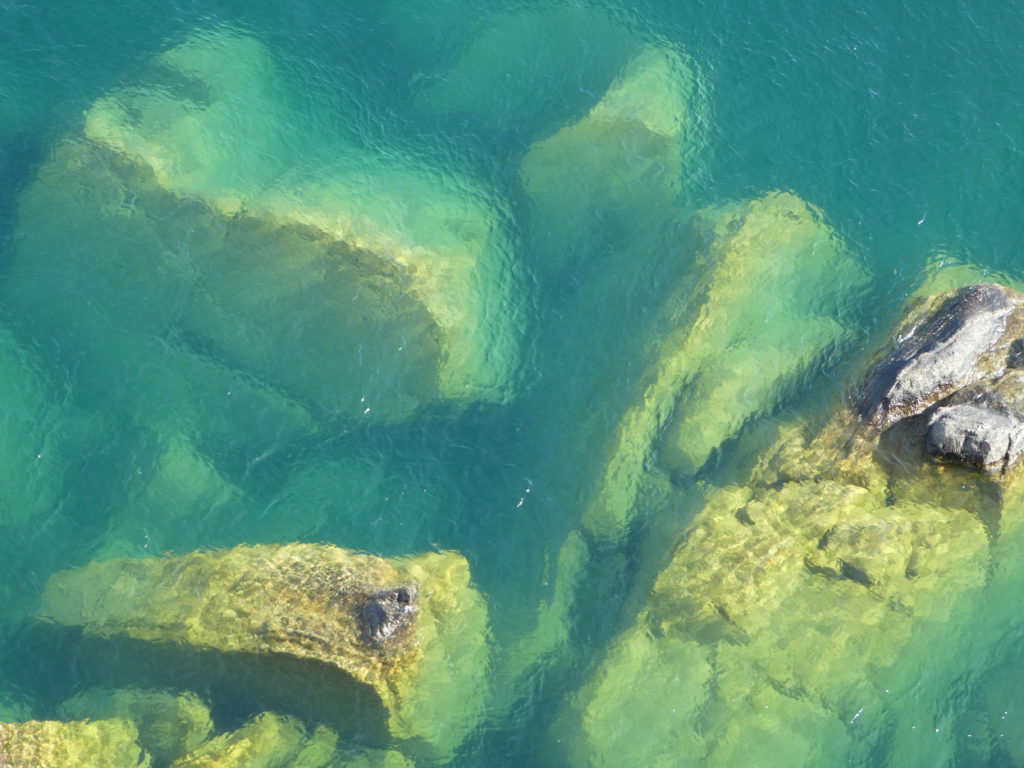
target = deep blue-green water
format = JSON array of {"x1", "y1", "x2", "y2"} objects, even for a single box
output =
[{"x1": 5, "y1": 1, "x2": 1024, "y2": 766}]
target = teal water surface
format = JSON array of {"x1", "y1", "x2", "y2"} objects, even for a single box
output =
[{"x1": 4, "y1": 0, "x2": 1024, "y2": 765}]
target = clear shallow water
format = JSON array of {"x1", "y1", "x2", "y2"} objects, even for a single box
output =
[{"x1": 3, "y1": 0, "x2": 1024, "y2": 765}]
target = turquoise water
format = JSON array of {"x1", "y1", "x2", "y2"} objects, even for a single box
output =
[{"x1": 4, "y1": 0, "x2": 1024, "y2": 765}]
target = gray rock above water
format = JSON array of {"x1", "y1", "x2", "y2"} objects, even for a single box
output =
[
  {"x1": 926, "y1": 402, "x2": 1024, "y2": 474},
  {"x1": 858, "y1": 283, "x2": 1018, "y2": 429}
]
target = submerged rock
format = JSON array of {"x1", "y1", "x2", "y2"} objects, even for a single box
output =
[
  {"x1": 0, "y1": 718, "x2": 150, "y2": 767},
  {"x1": 410, "y1": 4, "x2": 644, "y2": 140},
  {"x1": 40, "y1": 544, "x2": 490, "y2": 759},
  {"x1": 553, "y1": 277, "x2": 1024, "y2": 767},
  {"x1": 166, "y1": 712, "x2": 414, "y2": 768},
  {"x1": 502, "y1": 192, "x2": 865, "y2": 726},
  {"x1": 582, "y1": 191, "x2": 865, "y2": 540},
  {"x1": 59, "y1": 688, "x2": 212, "y2": 766},
  {"x1": 168, "y1": 713, "x2": 336, "y2": 768},
  {"x1": 12, "y1": 26, "x2": 522, "y2": 426}
]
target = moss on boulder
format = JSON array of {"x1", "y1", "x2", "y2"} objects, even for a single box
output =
[
  {"x1": 555, "y1": 278, "x2": 1024, "y2": 766},
  {"x1": 75, "y1": 26, "x2": 521, "y2": 414},
  {"x1": 40, "y1": 543, "x2": 489, "y2": 759},
  {"x1": 0, "y1": 718, "x2": 150, "y2": 767},
  {"x1": 59, "y1": 688, "x2": 212, "y2": 766},
  {"x1": 582, "y1": 191, "x2": 865, "y2": 541}
]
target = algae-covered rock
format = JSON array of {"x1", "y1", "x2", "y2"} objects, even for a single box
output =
[
  {"x1": 554, "y1": 279, "x2": 1024, "y2": 767},
  {"x1": 504, "y1": 192, "x2": 865, "y2": 723},
  {"x1": 59, "y1": 688, "x2": 212, "y2": 765},
  {"x1": 168, "y1": 713, "x2": 335, "y2": 768},
  {"x1": 582, "y1": 191, "x2": 865, "y2": 541},
  {"x1": 520, "y1": 42, "x2": 705, "y2": 278},
  {"x1": 0, "y1": 718, "x2": 150, "y2": 767},
  {"x1": 68, "y1": 26, "x2": 521, "y2": 416},
  {"x1": 40, "y1": 543, "x2": 489, "y2": 759},
  {"x1": 166, "y1": 712, "x2": 414, "y2": 768}
]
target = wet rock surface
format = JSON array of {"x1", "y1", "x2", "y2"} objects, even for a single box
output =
[
  {"x1": 926, "y1": 402, "x2": 1024, "y2": 473},
  {"x1": 362, "y1": 587, "x2": 418, "y2": 646},
  {"x1": 0, "y1": 718, "x2": 150, "y2": 768},
  {"x1": 858, "y1": 283, "x2": 1019, "y2": 429},
  {"x1": 39, "y1": 543, "x2": 491, "y2": 757},
  {"x1": 555, "y1": 278, "x2": 1024, "y2": 768},
  {"x1": 855, "y1": 282, "x2": 1024, "y2": 474}
]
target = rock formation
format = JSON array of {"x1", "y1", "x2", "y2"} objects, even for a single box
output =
[
  {"x1": 0, "y1": 718, "x2": 150, "y2": 767},
  {"x1": 583, "y1": 190, "x2": 866, "y2": 544},
  {"x1": 40, "y1": 543, "x2": 490, "y2": 760},
  {"x1": 9, "y1": 26, "x2": 523, "y2": 427},
  {"x1": 166, "y1": 712, "x2": 413, "y2": 768},
  {"x1": 59, "y1": 688, "x2": 212, "y2": 766},
  {"x1": 552, "y1": 278, "x2": 1024, "y2": 766}
]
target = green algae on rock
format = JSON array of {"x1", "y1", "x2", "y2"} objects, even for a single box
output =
[
  {"x1": 168, "y1": 713, "x2": 335, "y2": 768},
  {"x1": 552, "y1": 280, "x2": 1024, "y2": 767},
  {"x1": 59, "y1": 688, "x2": 212, "y2": 766},
  {"x1": 75, "y1": 26, "x2": 522, "y2": 416},
  {"x1": 582, "y1": 190, "x2": 865, "y2": 541},
  {"x1": 166, "y1": 712, "x2": 414, "y2": 768},
  {"x1": 504, "y1": 192, "x2": 865, "y2": 719},
  {"x1": 0, "y1": 718, "x2": 150, "y2": 767},
  {"x1": 40, "y1": 543, "x2": 490, "y2": 759}
]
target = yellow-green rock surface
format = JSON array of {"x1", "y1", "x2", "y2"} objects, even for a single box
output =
[
  {"x1": 0, "y1": 718, "x2": 150, "y2": 767},
  {"x1": 554, "y1": 278, "x2": 1024, "y2": 767},
  {"x1": 73, "y1": 26, "x2": 521, "y2": 414},
  {"x1": 40, "y1": 543, "x2": 489, "y2": 759},
  {"x1": 580, "y1": 191, "x2": 864, "y2": 542},
  {"x1": 167, "y1": 712, "x2": 415, "y2": 768},
  {"x1": 168, "y1": 713, "x2": 335, "y2": 768},
  {"x1": 506, "y1": 192, "x2": 866, "y2": 715},
  {"x1": 59, "y1": 688, "x2": 212, "y2": 765}
]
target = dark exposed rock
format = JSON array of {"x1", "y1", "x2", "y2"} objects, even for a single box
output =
[
  {"x1": 858, "y1": 283, "x2": 1017, "y2": 429},
  {"x1": 1009, "y1": 338, "x2": 1024, "y2": 368},
  {"x1": 362, "y1": 586, "x2": 418, "y2": 646},
  {"x1": 926, "y1": 403, "x2": 1024, "y2": 474}
]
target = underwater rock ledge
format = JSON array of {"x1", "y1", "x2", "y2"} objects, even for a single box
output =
[
  {"x1": 0, "y1": 718, "x2": 150, "y2": 767},
  {"x1": 39, "y1": 543, "x2": 490, "y2": 760},
  {"x1": 552, "y1": 278, "x2": 1024, "y2": 767}
]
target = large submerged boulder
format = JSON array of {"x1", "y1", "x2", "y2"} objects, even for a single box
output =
[
  {"x1": 59, "y1": 688, "x2": 213, "y2": 766},
  {"x1": 552, "y1": 278, "x2": 1024, "y2": 767},
  {"x1": 166, "y1": 712, "x2": 414, "y2": 768},
  {"x1": 10, "y1": 26, "x2": 522, "y2": 425},
  {"x1": 582, "y1": 190, "x2": 865, "y2": 540},
  {"x1": 40, "y1": 543, "x2": 490, "y2": 759},
  {"x1": 504, "y1": 192, "x2": 865, "y2": 717},
  {"x1": 410, "y1": 3, "x2": 644, "y2": 141},
  {"x1": 0, "y1": 718, "x2": 150, "y2": 767},
  {"x1": 167, "y1": 712, "x2": 336, "y2": 768}
]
